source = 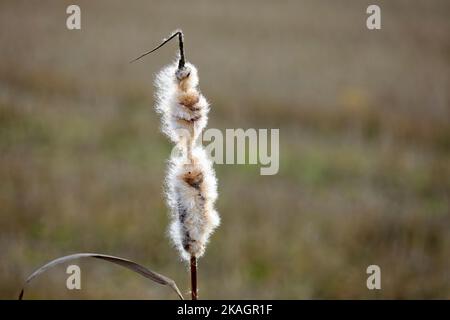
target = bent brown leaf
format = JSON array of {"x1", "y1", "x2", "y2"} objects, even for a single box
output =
[{"x1": 19, "y1": 253, "x2": 184, "y2": 300}]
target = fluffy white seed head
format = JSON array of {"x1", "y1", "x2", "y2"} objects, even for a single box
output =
[
  {"x1": 153, "y1": 56, "x2": 220, "y2": 261},
  {"x1": 166, "y1": 147, "x2": 220, "y2": 260},
  {"x1": 154, "y1": 61, "x2": 208, "y2": 145}
]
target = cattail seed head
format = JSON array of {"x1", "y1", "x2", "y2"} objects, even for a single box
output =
[
  {"x1": 155, "y1": 62, "x2": 208, "y2": 145},
  {"x1": 140, "y1": 30, "x2": 220, "y2": 263},
  {"x1": 167, "y1": 147, "x2": 220, "y2": 260}
]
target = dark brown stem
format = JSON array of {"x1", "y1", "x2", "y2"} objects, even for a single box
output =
[
  {"x1": 190, "y1": 255, "x2": 197, "y2": 300},
  {"x1": 130, "y1": 30, "x2": 185, "y2": 69},
  {"x1": 177, "y1": 31, "x2": 185, "y2": 70}
]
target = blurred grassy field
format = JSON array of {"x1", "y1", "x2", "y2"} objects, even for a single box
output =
[{"x1": 0, "y1": 0, "x2": 449, "y2": 299}]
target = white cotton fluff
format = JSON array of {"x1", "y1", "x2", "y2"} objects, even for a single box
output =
[
  {"x1": 154, "y1": 57, "x2": 220, "y2": 261},
  {"x1": 166, "y1": 147, "x2": 220, "y2": 261},
  {"x1": 154, "y1": 61, "x2": 209, "y2": 147}
]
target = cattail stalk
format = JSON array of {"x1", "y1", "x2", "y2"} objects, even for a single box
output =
[
  {"x1": 190, "y1": 256, "x2": 198, "y2": 300},
  {"x1": 132, "y1": 30, "x2": 219, "y2": 300}
]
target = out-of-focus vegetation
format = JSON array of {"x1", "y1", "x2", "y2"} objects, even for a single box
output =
[{"x1": 0, "y1": 0, "x2": 449, "y2": 299}]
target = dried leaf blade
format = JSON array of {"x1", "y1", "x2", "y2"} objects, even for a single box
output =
[{"x1": 19, "y1": 253, "x2": 183, "y2": 300}]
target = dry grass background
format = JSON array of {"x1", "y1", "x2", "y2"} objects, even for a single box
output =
[{"x1": 0, "y1": 0, "x2": 449, "y2": 299}]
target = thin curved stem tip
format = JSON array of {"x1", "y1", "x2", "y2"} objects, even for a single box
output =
[{"x1": 130, "y1": 30, "x2": 185, "y2": 69}]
